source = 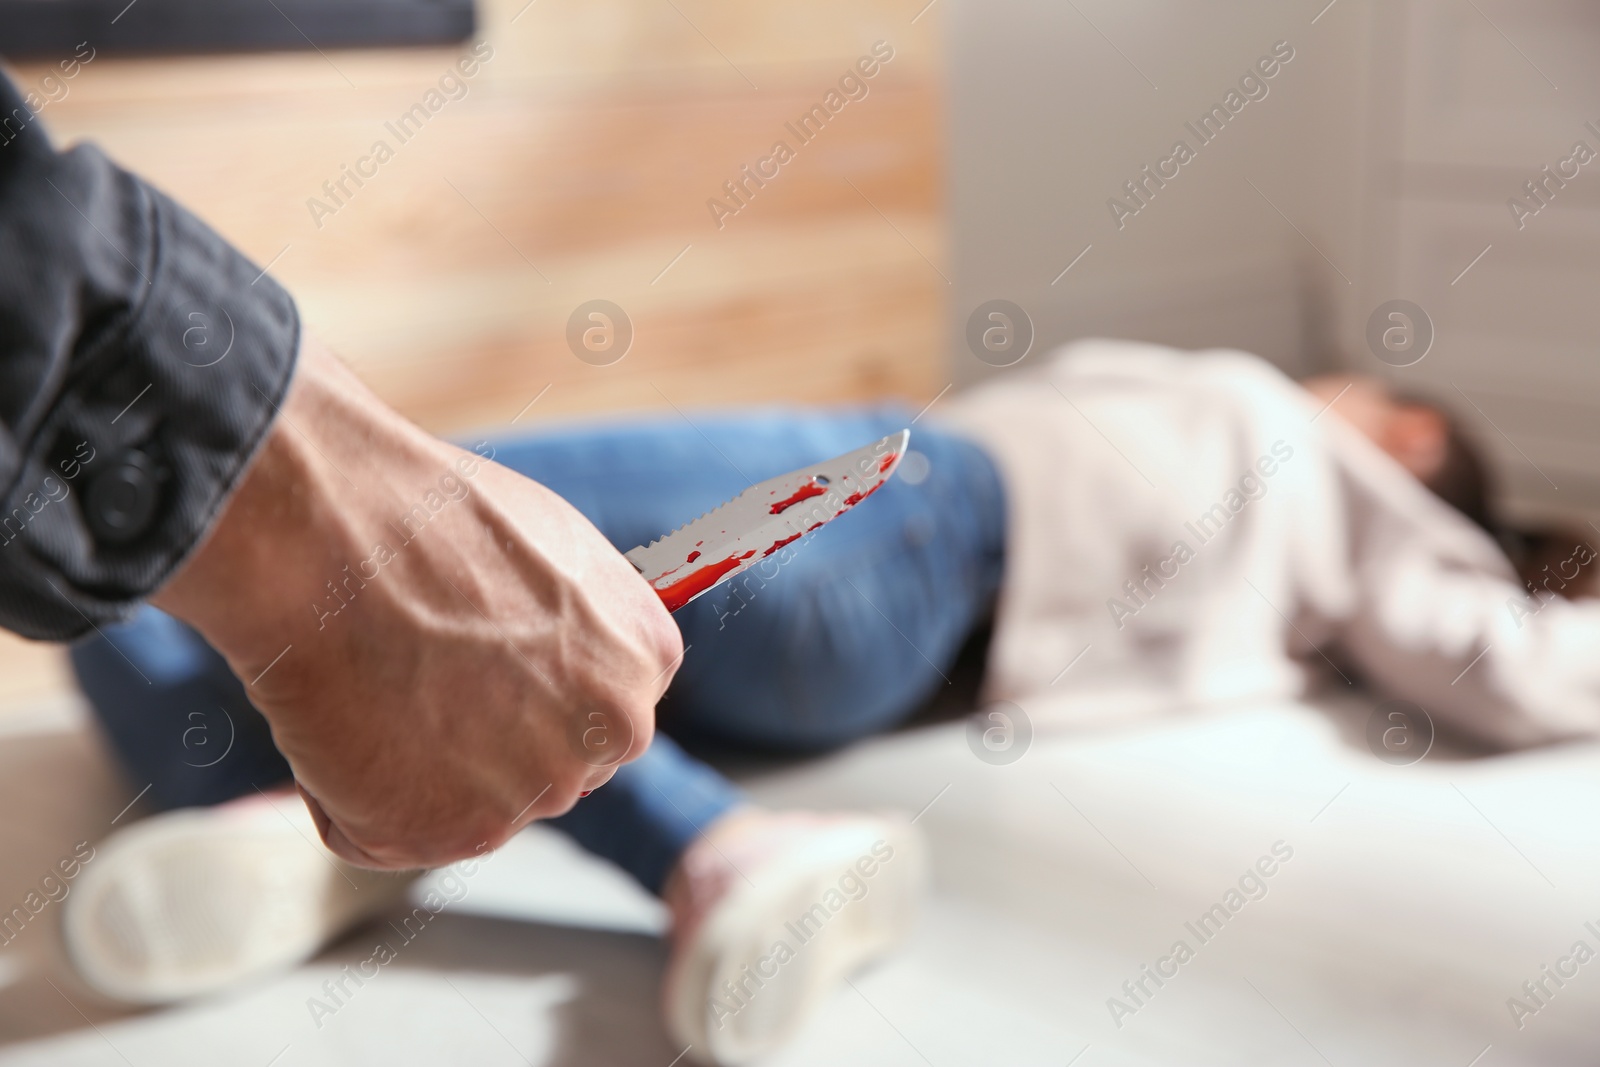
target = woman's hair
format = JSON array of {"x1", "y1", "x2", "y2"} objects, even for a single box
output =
[
  {"x1": 1412, "y1": 400, "x2": 1495, "y2": 535},
  {"x1": 1396, "y1": 394, "x2": 1600, "y2": 599}
]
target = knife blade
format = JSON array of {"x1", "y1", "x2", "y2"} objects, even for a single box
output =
[{"x1": 626, "y1": 428, "x2": 911, "y2": 612}]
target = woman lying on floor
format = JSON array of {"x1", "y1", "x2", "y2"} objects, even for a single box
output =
[{"x1": 63, "y1": 339, "x2": 1600, "y2": 1065}]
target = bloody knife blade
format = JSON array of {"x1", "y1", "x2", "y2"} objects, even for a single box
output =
[{"x1": 626, "y1": 429, "x2": 910, "y2": 612}]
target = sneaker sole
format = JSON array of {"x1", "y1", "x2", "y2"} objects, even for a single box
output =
[{"x1": 63, "y1": 805, "x2": 402, "y2": 1004}]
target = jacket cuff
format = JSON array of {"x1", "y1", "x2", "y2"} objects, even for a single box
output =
[{"x1": 0, "y1": 150, "x2": 299, "y2": 641}]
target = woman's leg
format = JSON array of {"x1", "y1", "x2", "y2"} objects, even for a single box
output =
[
  {"x1": 549, "y1": 733, "x2": 742, "y2": 895},
  {"x1": 488, "y1": 408, "x2": 1005, "y2": 891},
  {"x1": 486, "y1": 407, "x2": 1006, "y2": 750},
  {"x1": 68, "y1": 606, "x2": 292, "y2": 811}
]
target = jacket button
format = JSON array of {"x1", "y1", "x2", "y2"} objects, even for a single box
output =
[{"x1": 86, "y1": 451, "x2": 160, "y2": 544}]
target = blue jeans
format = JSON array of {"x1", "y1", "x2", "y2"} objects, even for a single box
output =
[{"x1": 70, "y1": 408, "x2": 1006, "y2": 894}]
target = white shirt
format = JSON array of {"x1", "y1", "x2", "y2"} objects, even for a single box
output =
[{"x1": 936, "y1": 339, "x2": 1600, "y2": 746}]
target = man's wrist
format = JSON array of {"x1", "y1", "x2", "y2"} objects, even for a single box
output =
[{"x1": 151, "y1": 338, "x2": 405, "y2": 658}]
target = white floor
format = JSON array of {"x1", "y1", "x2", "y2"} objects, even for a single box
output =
[{"x1": 2, "y1": 691, "x2": 1599, "y2": 1064}]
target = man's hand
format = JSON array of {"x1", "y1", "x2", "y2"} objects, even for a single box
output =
[{"x1": 153, "y1": 338, "x2": 683, "y2": 868}]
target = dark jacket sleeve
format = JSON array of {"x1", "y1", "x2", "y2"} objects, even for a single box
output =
[{"x1": 0, "y1": 70, "x2": 299, "y2": 641}]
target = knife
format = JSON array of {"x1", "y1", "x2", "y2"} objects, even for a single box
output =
[{"x1": 626, "y1": 429, "x2": 911, "y2": 612}]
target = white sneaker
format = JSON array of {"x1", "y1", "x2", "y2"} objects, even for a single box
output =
[
  {"x1": 663, "y1": 813, "x2": 926, "y2": 1065},
  {"x1": 63, "y1": 795, "x2": 409, "y2": 1004}
]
